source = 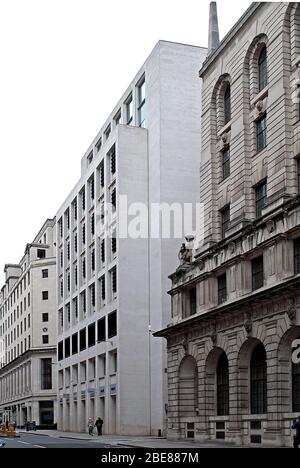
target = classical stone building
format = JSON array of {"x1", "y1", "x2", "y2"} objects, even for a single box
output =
[
  {"x1": 0, "y1": 218, "x2": 57, "y2": 428},
  {"x1": 56, "y1": 40, "x2": 207, "y2": 436},
  {"x1": 156, "y1": 2, "x2": 300, "y2": 447}
]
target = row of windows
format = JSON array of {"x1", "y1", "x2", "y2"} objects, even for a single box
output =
[
  {"x1": 1, "y1": 271, "x2": 31, "y2": 314},
  {"x1": 58, "y1": 311, "x2": 117, "y2": 361},
  {"x1": 188, "y1": 238, "x2": 300, "y2": 316}
]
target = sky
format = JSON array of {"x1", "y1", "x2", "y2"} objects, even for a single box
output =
[{"x1": 0, "y1": 0, "x2": 253, "y2": 284}]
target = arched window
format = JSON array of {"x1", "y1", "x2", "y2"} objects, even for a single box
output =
[
  {"x1": 292, "y1": 341, "x2": 300, "y2": 412},
  {"x1": 258, "y1": 46, "x2": 267, "y2": 92},
  {"x1": 224, "y1": 84, "x2": 231, "y2": 124},
  {"x1": 217, "y1": 352, "x2": 229, "y2": 416},
  {"x1": 250, "y1": 344, "x2": 267, "y2": 414}
]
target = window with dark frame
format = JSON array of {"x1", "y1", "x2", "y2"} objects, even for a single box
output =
[
  {"x1": 137, "y1": 78, "x2": 146, "y2": 128},
  {"x1": 111, "y1": 267, "x2": 117, "y2": 294},
  {"x1": 217, "y1": 353, "x2": 229, "y2": 416},
  {"x1": 42, "y1": 335, "x2": 49, "y2": 344},
  {"x1": 42, "y1": 291, "x2": 49, "y2": 301},
  {"x1": 294, "y1": 238, "x2": 300, "y2": 274},
  {"x1": 255, "y1": 181, "x2": 267, "y2": 218},
  {"x1": 189, "y1": 288, "x2": 197, "y2": 316},
  {"x1": 258, "y1": 46, "x2": 268, "y2": 92},
  {"x1": 79, "y1": 328, "x2": 86, "y2": 352},
  {"x1": 41, "y1": 358, "x2": 52, "y2": 390},
  {"x1": 72, "y1": 333, "x2": 78, "y2": 355},
  {"x1": 42, "y1": 313, "x2": 49, "y2": 322},
  {"x1": 126, "y1": 95, "x2": 133, "y2": 125},
  {"x1": 252, "y1": 256, "x2": 264, "y2": 291},
  {"x1": 256, "y1": 114, "x2": 267, "y2": 152},
  {"x1": 65, "y1": 337, "x2": 70, "y2": 358},
  {"x1": 88, "y1": 323, "x2": 96, "y2": 348},
  {"x1": 37, "y1": 249, "x2": 46, "y2": 259},
  {"x1": 222, "y1": 147, "x2": 230, "y2": 180},
  {"x1": 250, "y1": 344, "x2": 267, "y2": 415},
  {"x1": 108, "y1": 311, "x2": 117, "y2": 339},
  {"x1": 218, "y1": 274, "x2": 227, "y2": 305},
  {"x1": 221, "y1": 206, "x2": 230, "y2": 239},
  {"x1": 100, "y1": 161, "x2": 105, "y2": 188},
  {"x1": 224, "y1": 84, "x2": 231, "y2": 125},
  {"x1": 42, "y1": 269, "x2": 48, "y2": 279},
  {"x1": 97, "y1": 317, "x2": 106, "y2": 342}
]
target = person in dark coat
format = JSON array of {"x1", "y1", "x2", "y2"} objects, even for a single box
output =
[
  {"x1": 95, "y1": 417, "x2": 103, "y2": 436},
  {"x1": 292, "y1": 416, "x2": 300, "y2": 448}
]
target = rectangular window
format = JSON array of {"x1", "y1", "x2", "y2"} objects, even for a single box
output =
[
  {"x1": 294, "y1": 238, "x2": 300, "y2": 274},
  {"x1": 222, "y1": 147, "x2": 230, "y2": 180},
  {"x1": 100, "y1": 161, "x2": 105, "y2": 188},
  {"x1": 90, "y1": 283, "x2": 96, "y2": 308},
  {"x1": 81, "y1": 188, "x2": 86, "y2": 212},
  {"x1": 91, "y1": 249, "x2": 95, "y2": 271},
  {"x1": 42, "y1": 335, "x2": 49, "y2": 344},
  {"x1": 126, "y1": 94, "x2": 133, "y2": 125},
  {"x1": 110, "y1": 147, "x2": 116, "y2": 175},
  {"x1": 112, "y1": 233, "x2": 117, "y2": 255},
  {"x1": 111, "y1": 267, "x2": 117, "y2": 295},
  {"x1": 111, "y1": 188, "x2": 116, "y2": 210},
  {"x1": 42, "y1": 291, "x2": 49, "y2": 301},
  {"x1": 218, "y1": 274, "x2": 227, "y2": 304},
  {"x1": 108, "y1": 311, "x2": 117, "y2": 338},
  {"x1": 79, "y1": 328, "x2": 86, "y2": 351},
  {"x1": 255, "y1": 181, "x2": 267, "y2": 218},
  {"x1": 104, "y1": 124, "x2": 111, "y2": 140},
  {"x1": 90, "y1": 177, "x2": 95, "y2": 201},
  {"x1": 189, "y1": 288, "x2": 197, "y2": 316},
  {"x1": 82, "y1": 224, "x2": 86, "y2": 245},
  {"x1": 37, "y1": 249, "x2": 46, "y2": 259},
  {"x1": 88, "y1": 323, "x2": 96, "y2": 348},
  {"x1": 252, "y1": 256, "x2": 264, "y2": 291},
  {"x1": 42, "y1": 269, "x2": 48, "y2": 279},
  {"x1": 97, "y1": 317, "x2": 106, "y2": 342},
  {"x1": 65, "y1": 337, "x2": 71, "y2": 358},
  {"x1": 221, "y1": 206, "x2": 230, "y2": 239},
  {"x1": 256, "y1": 115, "x2": 267, "y2": 152},
  {"x1": 72, "y1": 333, "x2": 78, "y2": 355},
  {"x1": 42, "y1": 313, "x2": 49, "y2": 322},
  {"x1": 114, "y1": 110, "x2": 121, "y2": 126},
  {"x1": 96, "y1": 137, "x2": 102, "y2": 153},
  {"x1": 137, "y1": 78, "x2": 146, "y2": 128},
  {"x1": 87, "y1": 151, "x2": 93, "y2": 166},
  {"x1": 41, "y1": 358, "x2": 52, "y2": 390},
  {"x1": 101, "y1": 239, "x2": 105, "y2": 264}
]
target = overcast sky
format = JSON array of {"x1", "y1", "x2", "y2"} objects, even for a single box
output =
[{"x1": 0, "y1": 0, "x2": 253, "y2": 283}]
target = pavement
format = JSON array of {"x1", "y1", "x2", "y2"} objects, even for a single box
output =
[{"x1": 16, "y1": 429, "x2": 236, "y2": 448}]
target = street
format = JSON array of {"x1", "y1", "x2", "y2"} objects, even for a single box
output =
[{"x1": 1, "y1": 433, "x2": 113, "y2": 449}]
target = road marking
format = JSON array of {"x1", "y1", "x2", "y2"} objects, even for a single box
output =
[
  {"x1": 18, "y1": 441, "x2": 31, "y2": 445},
  {"x1": 33, "y1": 445, "x2": 46, "y2": 449}
]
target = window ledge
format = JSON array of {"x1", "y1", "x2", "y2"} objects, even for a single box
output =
[
  {"x1": 217, "y1": 121, "x2": 231, "y2": 138},
  {"x1": 251, "y1": 87, "x2": 268, "y2": 107}
]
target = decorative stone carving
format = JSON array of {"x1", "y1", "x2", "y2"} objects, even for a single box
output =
[
  {"x1": 198, "y1": 260, "x2": 205, "y2": 271},
  {"x1": 244, "y1": 312, "x2": 253, "y2": 337},
  {"x1": 228, "y1": 241, "x2": 236, "y2": 254},
  {"x1": 182, "y1": 335, "x2": 189, "y2": 354},
  {"x1": 256, "y1": 100, "x2": 264, "y2": 112},
  {"x1": 266, "y1": 219, "x2": 275, "y2": 233},
  {"x1": 210, "y1": 323, "x2": 217, "y2": 347},
  {"x1": 178, "y1": 243, "x2": 192, "y2": 265}
]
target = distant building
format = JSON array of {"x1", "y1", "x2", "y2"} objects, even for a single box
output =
[
  {"x1": 0, "y1": 218, "x2": 57, "y2": 428},
  {"x1": 56, "y1": 40, "x2": 207, "y2": 435},
  {"x1": 156, "y1": 2, "x2": 300, "y2": 447}
]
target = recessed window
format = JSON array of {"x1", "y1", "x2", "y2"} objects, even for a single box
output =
[
  {"x1": 258, "y1": 46, "x2": 268, "y2": 92},
  {"x1": 222, "y1": 147, "x2": 230, "y2": 180},
  {"x1": 252, "y1": 256, "x2": 264, "y2": 291},
  {"x1": 96, "y1": 137, "x2": 102, "y2": 153},
  {"x1": 42, "y1": 269, "x2": 48, "y2": 279},
  {"x1": 37, "y1": 249, "x2": 46, "y2": 259},
  {"x1": 42, "y1": 313, "x2": 49, "y2": 322},
  {"x1": 88, "y1": 323, "x2": 96, "y2": 348},
  {"x1": 97, "y1": 317, "x2": 106, "y2": 342},
  {"x1": 87, "y1": 151, "x2": 93, "y2": 166},
  {"x1": 126, "y1": 95, "x2": 133, "y2": 125},
  {"x1": 256, "y1": 115, "x2": 267, "y2": 152},
  {"x1": 111, "y1": 267, "x2": 117, "y2": 295},
  {"x1": 65, "y1": 337, "x2": 71, "y2": 358},
  {"x1": 220, "y1": 206, "x2": 230, "y2": 239},
  {"x1": 250, "y1": 344, "x2": 267, "y2": 414},
  {"x1": 255, "y1": 181, "x2": 267, "y2": 218},
  {"x1": 189, "y1": 288, "x2": 197, "y2": 316},
  {"x1": 114, "y1": 110, "x2": 121, "y2": 126},
  {"x1": 224, "y1": 84, "x2": 231, "y2": 125},
  {"x1": 42, "y1": 335, "x2": 49, "y2": 344},
  {"x1": 217, "y1": 353, "x2": 229, "y2": 416},
  {"x1": 111, "y1": 188, "x2": 117, "y2": 211},
  {"x1": 105, "y1": 124, "x2": 111, "y2": 140},
  {"x1": 294, "y1": 238, "x2": 300, "y2": 274},
  {"x1": 42, "y1": 291, "x2": 49, "y2": 301},
  {"x1": 218, "y1": 274, "x2": 227, "y2": 304},
  {"x1": 72, "y1": 333, "x2": 78, "y2": 355},
  {"x1": 41, "y1": 358, "x2": 52, "y2": 390},
  {"x1": 108, "y1": 311, "x2": 117, "y2": 338},
  {"x1": 137, "y1": 78, "x2": 146, "y2": 128},
  {"x1": 79, "y1": 328, "x2": 86, "y2": 351}
]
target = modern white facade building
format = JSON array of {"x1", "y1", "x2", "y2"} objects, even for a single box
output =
[
  {"x1": 0, "y1": 218, "x2": 57, "y2": 428},
  {"x1": 56, "y1": 40, "x2": 207, "y2": 436}
]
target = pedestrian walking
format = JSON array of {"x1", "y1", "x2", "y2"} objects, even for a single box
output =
[
  {"x1": 88, "y1": 418, "x2": 94, "y2": 436},
  {"x1": 95, "y1": 417, "x2": 103, "y2": 436},
  {"x1": 292, "y1": 416, "x2": 300, "y2": 448}
]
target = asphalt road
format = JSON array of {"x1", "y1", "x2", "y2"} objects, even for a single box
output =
[{"x1": 1, "y1": 433, "x2": 111, "y2": 448}]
